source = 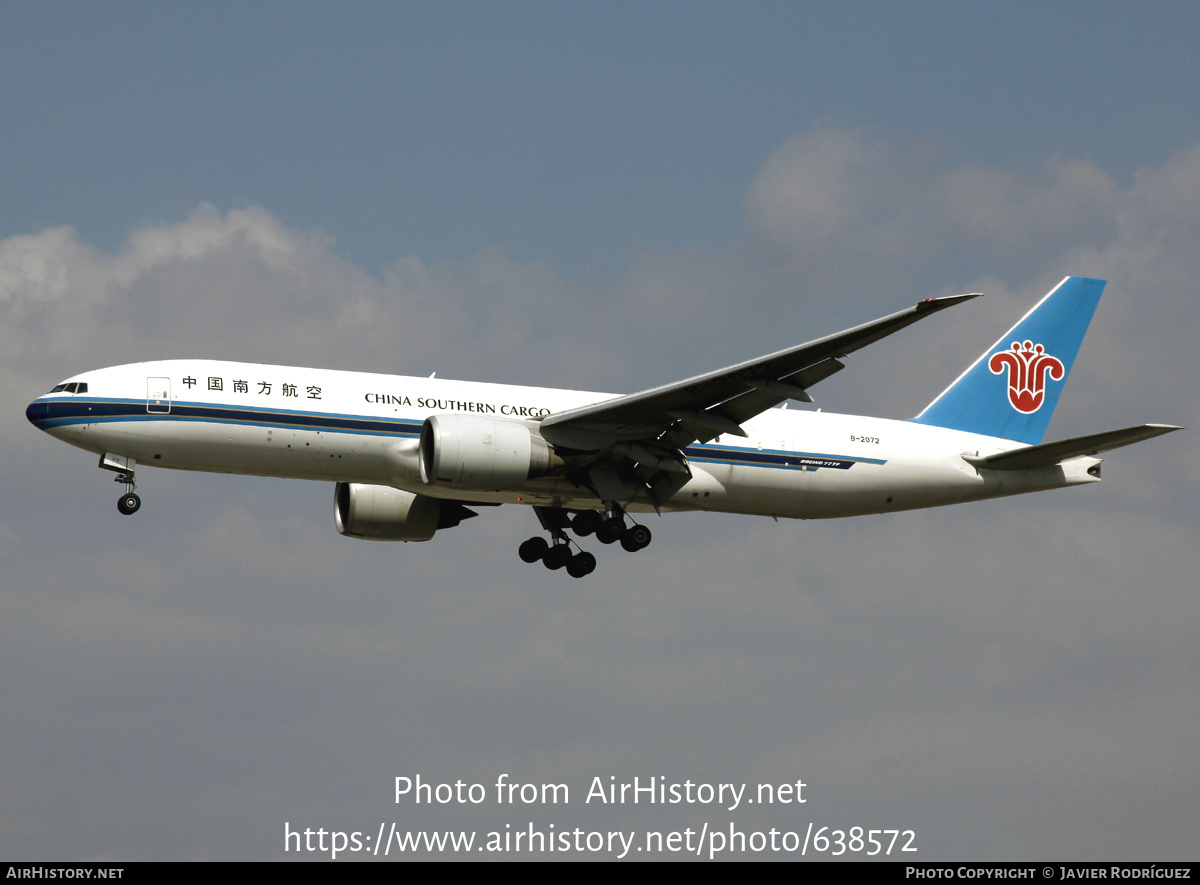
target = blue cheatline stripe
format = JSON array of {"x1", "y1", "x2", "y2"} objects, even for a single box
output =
[
  {"x1": 28, "y1": 398, "x2": 883, "y2": 471},
  {"x1": 686, "y1": 438, "x2": 883, "y2": 470},
  {"x1": 27, "y1": 397, "x2": 424, "y2": 437},
  {"x1": 686, "y1": 443, "x2": 884, "y2": 472}
]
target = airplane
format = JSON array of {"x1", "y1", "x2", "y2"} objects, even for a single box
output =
[{"x1": 25, "y1": 275, "x2": 1180, "y2": 578}]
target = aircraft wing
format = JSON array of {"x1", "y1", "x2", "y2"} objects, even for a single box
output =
[
  {"x1": 540, "y1": 293, "x2": 981, "y2": 450},
  {"x1": 967, "y1": 424, "x2": 1183, "y2": 471}
]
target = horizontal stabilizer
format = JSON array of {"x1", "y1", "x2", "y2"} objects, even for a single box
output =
[{"x1": 966, "y1": 424, "x2": 1182, "y2": 471}]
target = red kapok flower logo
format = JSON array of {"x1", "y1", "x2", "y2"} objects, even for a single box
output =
[{"x1": 988, "y1": 341, "x2": 1065, "y2": 414}]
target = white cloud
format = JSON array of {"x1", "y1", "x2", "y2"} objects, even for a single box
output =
[
  {"x1": 0, "y1": 205, "x2": 625, "y2": 393},
  {"x1": 744, "y1": 129, "x2": 1123, "y2": 301}
]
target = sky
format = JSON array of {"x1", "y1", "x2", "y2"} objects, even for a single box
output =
[{"x1": 2, "y1": 1, "x2": 1198, "y2": 861}]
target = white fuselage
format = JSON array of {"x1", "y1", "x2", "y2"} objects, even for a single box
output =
[{"x1": 28, "y1": 359, "x2": 1099, "y2": 519}]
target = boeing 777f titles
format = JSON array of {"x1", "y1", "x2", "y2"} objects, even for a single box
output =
[{"x1": 26, "y1": 276, "x2": 1180, "y2": 577}]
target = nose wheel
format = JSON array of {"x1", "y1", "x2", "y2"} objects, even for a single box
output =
[{"x1": 114, "y1": 472, "x2": 140, "y2": 515}]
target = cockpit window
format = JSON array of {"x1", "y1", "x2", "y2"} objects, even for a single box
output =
[
  {"x1": 48, "y1": 382, "x2": 87, "y2": 394},
  {"x1": 50, "y1": 384, "x2": 68, "y2": 393},
  {"x1": 75, "y1": 383, "x2": 88, "y2": 393}
]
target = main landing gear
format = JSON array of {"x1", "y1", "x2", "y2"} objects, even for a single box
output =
[
  {"x1": 568, "y1": 507, "x2": 652, "y2": 552},
  {"x1": 518, "y1": 505, "x2": 652, "y2": 578},
  {"x1": 518, "y1": 536, "x2": 597, "y2": 578},
  {"x1": 99, "y1": 454, "x2": 141, "y2": 515}
]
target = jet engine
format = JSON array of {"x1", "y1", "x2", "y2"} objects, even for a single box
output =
[
  {"x1": 419, "y1": 414, "x2": 562, "y2": 491},
  {"x1": 334, "y1": 482, "x2": 475, "y2": 542}
]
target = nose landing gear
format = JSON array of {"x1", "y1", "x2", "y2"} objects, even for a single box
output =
[{"x1": 99, "y1": 453, "x2": 141, "y2": 515}]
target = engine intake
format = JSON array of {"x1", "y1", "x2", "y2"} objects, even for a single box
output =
[
  {"x1": 419, "y1": 414, "x2": 560, "y2": 491},
  {"x1": 334, "y1": 482, "x2": 474, "y2": 542}
]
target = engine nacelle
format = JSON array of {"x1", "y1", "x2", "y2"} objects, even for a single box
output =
[
  {"x1": 334, "y1": 482, "x2": 473, "y2": 542},
  {"x1": 419, "y1": 414, "x2": 560, "y2": 491}
]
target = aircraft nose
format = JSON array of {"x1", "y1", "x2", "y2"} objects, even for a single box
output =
[{"x1": 26, "y1": 397, "x2": 50, "y2": 428}]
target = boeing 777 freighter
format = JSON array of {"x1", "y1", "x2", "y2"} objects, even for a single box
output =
[{"x1": 26, "y1": 276, "x2": 1179, "y2": 577}]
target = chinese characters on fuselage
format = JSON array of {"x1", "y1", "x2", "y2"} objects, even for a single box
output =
[{"x1": 181, "y1": 376, "x2": 322, "y2": 399}]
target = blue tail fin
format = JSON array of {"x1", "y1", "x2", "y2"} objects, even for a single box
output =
[{"x1": 911, "y1": 276, "x2": 1105, "y2": 444}]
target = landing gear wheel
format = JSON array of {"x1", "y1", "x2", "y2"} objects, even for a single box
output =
[
  {"x1": 519, "y1": 536, "x2": 549, "y2": 563},
  {"x1": 595, "y1": 522, "x2": 619, "y2": 545},
  {"x1": 117, "y1": 493, "x2": 141, "y2": 515},
  {"x1": 543, "y1": 544, "x2": 572, "y2": 570},
  {"x1": 566, "y1": 551, "x2": 597, "y2": 578},
  {"x1": 620, "y1": 524, "x2": 651, "y2": 552},
  {"x1": 571, "y1": 510, "x2": 602, "y2": 537}
]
